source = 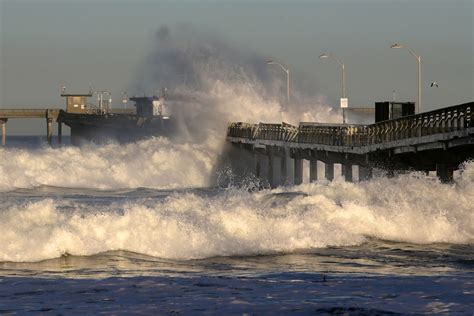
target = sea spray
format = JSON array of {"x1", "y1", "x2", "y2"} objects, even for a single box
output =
[{"x1": 0, "y1": 26, "x2": 337, "y2": 192}]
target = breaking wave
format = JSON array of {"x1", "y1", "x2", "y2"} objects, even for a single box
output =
[
  {"x1": 1, "y1": 162, "x2": 473, "y2": 262},
  {"x1": 0, "y1": 26, "x2": 337, "y2": 192}
]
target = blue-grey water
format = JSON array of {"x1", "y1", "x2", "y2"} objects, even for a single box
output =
[{"x1": 1, "y1": 137, "x2": 473, "y2": 315}]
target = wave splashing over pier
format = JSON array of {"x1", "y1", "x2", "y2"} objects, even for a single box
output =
[{"x1": 0, "y1": 26, "x2": 337, "y2": 192}]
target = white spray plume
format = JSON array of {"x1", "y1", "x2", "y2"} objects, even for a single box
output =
[{"x1": 0, "y1": 26, "x2": 337, "y2": 192}]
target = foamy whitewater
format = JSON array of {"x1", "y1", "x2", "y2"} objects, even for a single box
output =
[
  {"x1": 1, "y1": 27, "x2": 472, "y2": 314},
  {"x1": 1, "y1": 168, "x2": 474, "y2": 262}
]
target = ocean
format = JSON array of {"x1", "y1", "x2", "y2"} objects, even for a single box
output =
[{"x1": 0, "y1": 136, "x2": 473, "y2": 314}]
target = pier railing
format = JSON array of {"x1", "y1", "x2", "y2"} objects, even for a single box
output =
[{"x1": 227, "y1": 102, "x2": 473, "y2": 147}]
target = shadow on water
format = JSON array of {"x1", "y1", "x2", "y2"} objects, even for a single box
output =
[{"x1": 1, "y1": 240, "x2": 472, "y2": 279}]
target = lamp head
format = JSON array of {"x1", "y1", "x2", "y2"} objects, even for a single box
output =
[
  {"x1": 319, "y1": 53, "x2": 329, "y2": 59},
  {"x1": 390, "y1": 43, "x2": 404, "y2": 49},
  {"x1": 266, "y1": 60, "x2": 275, "y2": 64}
]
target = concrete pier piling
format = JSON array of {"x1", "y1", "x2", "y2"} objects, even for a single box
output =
[
  {"x1": 58, "y1": 122, "x2": 62, "y2": 144},
  {"x1": 309, "y1": 159, "x2": 318, "y2": 183},
  {"x1": 325, "y1": 163, "x2": 334, "y2": 181},
  {"x1": 359, "y1": 166, "x2": 373, "y2": 181},
  {"x1": 343, "y1": 164, "x2": 353, "y2": 182},
  {"x1": 1, "y1": 119, "x2": 6, "y2": 146},
  {"x1": 46, "y1": 118, "x2": 53, "y2": 144},
  {"x1": 268, "y1": 149, "x2": 282, "y2": 188},
  {"x1": 436, "y1": 164, "x2": 454, "y2": 183},
  {"x1": 0, "y1": 109, "x2": 61, "y2": 146},
  {"x1": 294, "y1": 158, "x2": 303, "y2": 185}
]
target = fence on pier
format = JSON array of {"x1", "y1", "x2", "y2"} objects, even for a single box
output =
[{"x1": 227, "y1": 102, "x2": 473, "y2": 147}]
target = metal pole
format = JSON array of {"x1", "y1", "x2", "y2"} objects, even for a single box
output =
[
  {"x1": 267, "y1": 60, "x2": 290, "y2": 105},
  {"x1": 319, "y1": 53, "x2": 346, "y2": 124},
  {"x1": 418, "y1": 56, "x2": 421, "y2": 113},
  {"x1": 286, "y1": 69, "x2": 290, "y2": 105},
  {"x1": 342, "y1": 63, "x2": 346, "y2": 124},
  {"x1": 391, "y1": 44, "x2": 421, "y2": 114}
]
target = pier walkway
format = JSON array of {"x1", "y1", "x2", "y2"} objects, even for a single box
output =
[
  {"x1": 227, "y1": 102, "x2": 474, "y2": 186},
  {"x1": 0, "y1": 108, "x2": 61, "y2": 145}
]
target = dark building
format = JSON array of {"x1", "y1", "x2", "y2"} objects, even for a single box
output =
[{"x1": 375, "y1": 102, "x2": 415, "y2": 122}]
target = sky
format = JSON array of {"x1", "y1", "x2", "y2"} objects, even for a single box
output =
[{"x1": 0, "y1": 0, "x2": 473, "y2": 135}]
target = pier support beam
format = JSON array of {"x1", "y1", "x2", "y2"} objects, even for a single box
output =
[
  {"x1": 46, "y1": 118, "x2": 53, "y2": 144},
  {"x1": 359, "y1": 166, "x2": 373, "y2": 182},
  {"x1": 343, "y1": 163, "x2": 353, "y2": 182},
  {"x1": 325, "y1": 163, "x2": 334, "y2": 181},
  {"x1": 280, "y1": 147, "x2": 290, "y2": 186},
  {"x1": 436, "y1": 164, "x2": 454, "y2": 183},
  {"x1": 255, "y1": 153, "x2": 261, "y2": 179},
  {"x1": 309, "y1": 159, "x2": 318, "y2": 183},
  {"x1": 57, "y1": 122, "x2": 62, "y2": 144},
  {"x1": 294, "y1": 158, "x2": 303, "y2": 185},
  {"x1": 1, "y1": 119, "x2": 6, "y2": 146},
  {"x1": 268, "y1": 151, "x2": 281, "y2": 188}
]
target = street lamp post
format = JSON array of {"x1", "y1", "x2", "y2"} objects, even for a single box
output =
[
  {"x1": 391, "y1": 43, "x2": 421, "y2": 113},
  {"x1": 267, "y1": 60, "x2": 290, "y2": 104},
  {"x1": 319, "y1": 53, "x2": 346, "y2": 124}
]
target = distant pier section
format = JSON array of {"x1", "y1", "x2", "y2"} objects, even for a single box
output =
[
  {"x1": 0, "y1": 91, "x2": 136, "y2": 145},
  {"x1": 227, "y1": 101, "x2": 474, "y2": 184},
  {"x1": 0, "y1": 108, "x2": 61, "y2": 145}
]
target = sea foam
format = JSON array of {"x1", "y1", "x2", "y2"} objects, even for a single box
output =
[{"x1": 1, "y1": 164, "x2": 472, "y2": 262}]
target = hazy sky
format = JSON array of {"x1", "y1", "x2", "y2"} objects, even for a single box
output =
[{"x1": 1, "y1": 0, "x2": 473, "y2": 134}]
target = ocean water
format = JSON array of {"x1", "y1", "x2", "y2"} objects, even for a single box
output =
[
  {"x1": 1, "y1": 32, "x2": 473, "y2": 314},
  {"x1": 1, "y1": 137, "x2": 473, "y2": 314}
]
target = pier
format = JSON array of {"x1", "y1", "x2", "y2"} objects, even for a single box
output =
[
  {"x1": 0, "y1": 106, "x2": 136, "y2": 146},
  {"x1": 227, "y1": 102, "x2": 474, "y2": 185},
  {"x1": 0, "y1": 109, "x2": 61, "y2": 145}
]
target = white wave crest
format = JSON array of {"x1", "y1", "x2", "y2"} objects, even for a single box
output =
[{"x1": 1, "y1": 164, "x2": 473, "y2": 262}]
